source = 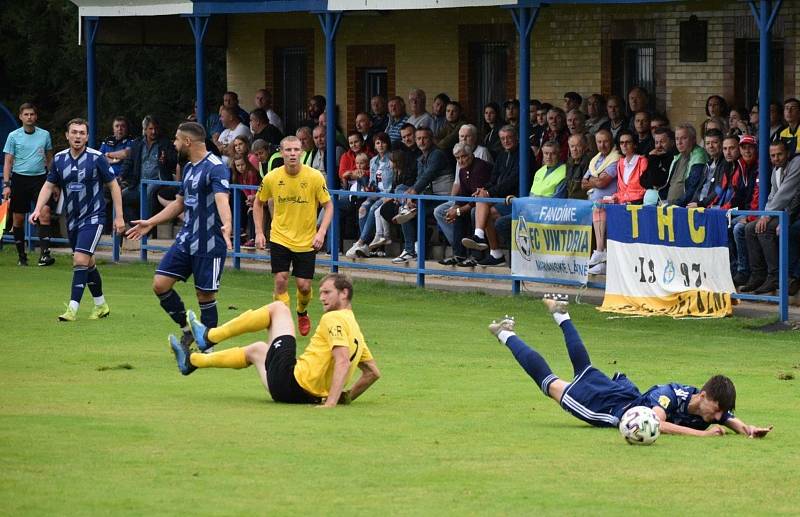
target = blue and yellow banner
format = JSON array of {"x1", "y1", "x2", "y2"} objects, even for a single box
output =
[
  {"x1": 600, "y1": 205, "x2": 735, "y2": 318},
  {"x1": 511, "y1": 198, "x2": 593, "y2": 282}
]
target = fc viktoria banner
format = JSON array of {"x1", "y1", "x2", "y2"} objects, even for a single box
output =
[
  {"x1": 600, "y1": 205, "x2": 735, "y2": 318},
  {"x1": 511, "y1": 198, "x2": 593, "y2": 282}
]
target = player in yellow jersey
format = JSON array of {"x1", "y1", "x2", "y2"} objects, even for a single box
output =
[
  {"x1": 169, "y1": 273, "x2": 381, "y2": 407},
  {"x1": 253, "y1": 135, "x2": 333, "y2": 336}
]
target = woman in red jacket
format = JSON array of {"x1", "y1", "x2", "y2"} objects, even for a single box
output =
[{"x1": 610, "y1": 129, "x2": 647, "y2": 204}]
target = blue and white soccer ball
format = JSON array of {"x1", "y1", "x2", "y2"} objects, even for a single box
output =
[{"x1": 619, "y1": 406, "x2": 661, "y2": 445}]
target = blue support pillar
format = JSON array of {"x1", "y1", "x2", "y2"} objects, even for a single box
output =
[
  {"x1": 84, "y1": 17, "x2": 100, "y2": 148},
  {"x1": 749, "y1": 0, "x2": 782, "y2": 209},
  {"x1": 509, "y1": 4, "x2": 540, "y2": 295},
  {"x1": 318, "y1": 11, "x2": 343, "y2": 270},
  {"x1": 185, "y1": 15, "x2": 210, "y2": 128}
]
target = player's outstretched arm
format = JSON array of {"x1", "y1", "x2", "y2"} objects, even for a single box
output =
[
  {"x1": 106, "y1": 179, "x2": 126, "y2": 234},
  {"x1": 652, "y1": 406, "x2": 725, "y2": 437},
  {"x1": 723, "y1": 417, "x2": 773, "y2": 438},
  {"x1": 126, "y1": 196, "x2": 184, "y2": 240},
  {"x1": 29, "y1": 181, "x2": 56, "y2": 224},
  {"x1": 214, "y1": 192, "x2": 232, "y2": 249},
  {"x1": 347, "y1": 360, "x2": 381, "y2": 403},
  {"x1": 318, "y1": 346, "x2": 351, "y2": 408}
]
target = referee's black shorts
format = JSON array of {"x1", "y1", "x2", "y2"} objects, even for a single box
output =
[
  {"x1": 269, "y1": 241, "x2": 316, "y2": 279},
  {"x1": 10, "y1": 172, "x2": 54, "y2": 214},
  {"x1": 265, "y1": 334, "x2": 321, "y2": 404}
]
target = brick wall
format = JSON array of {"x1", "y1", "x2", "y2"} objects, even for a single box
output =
[{"x1": 224, "y1": 1, "x2": 798, "y2": 133}]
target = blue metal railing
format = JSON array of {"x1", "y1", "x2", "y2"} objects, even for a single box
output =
[{"x1": 2, "y1": 177, "x2": 791, "y2": 322}]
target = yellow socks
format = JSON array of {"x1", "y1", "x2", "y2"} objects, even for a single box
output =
[
  {"x1": 207, "y1": 305, "x2": 271, "y2": 344},
  {"x1": 296, "y1": 288, "x2": 312, "y2": 314},
  {"x1": 190, "y1": 347, "x2": 248, "y2": 369},
  {"x1": 274, "y1": 291, "x2": 290, "y2": 308}
]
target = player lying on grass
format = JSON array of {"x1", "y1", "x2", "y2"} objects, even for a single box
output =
[
  {"x1": 169, "y1": 273, "x2": 381, "y2": 408},
  {"x1": 489, "y1": 294, "x2": 773, "y2": 438}
]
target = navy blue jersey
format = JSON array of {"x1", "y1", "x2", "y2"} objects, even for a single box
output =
[
  {"x1": 633, "y1": 383, "x2": 733, "y2": 430},
  {"x1": 48, "y1": 147, "x2": 115, "y2": 231},
  {"x1": 174, "y1": 152, "x2": 230, "y2": 258}
]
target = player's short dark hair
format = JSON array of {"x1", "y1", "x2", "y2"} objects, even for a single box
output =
[
  {"x1": 66, "y1": 118, "x2": 88, "y2": 131},
  {"x1": 770, "y1": 139, "x2": 789, "y2": 154},
  {"x1": 321, "y1": 273, "x2": 353, "y2": 301},
  {"x1": 112, "y1": 115, "x2": 129, "y2": 128},
  {"x1": 18, "y1": 102, "x2": 37, "y2": 114},
  {"x1": 177, "y1": 122, "x2": 206, "y2": 141},
  {"x1": 399, "y1": 123, "x2": 416, "y2": 133},
  {"x1": 702, "y1": 375, "x2": 736, "y2": 413},
  {"x1": 564, "y1": 91, "x2": 582, "y2": 105},
  {"x1": 414, "y1": 126, "x2": 433, "y2": 136},
  {"x1": 653, "y1": 126, "x2": 673, "y2": 140},
  {"x1": 704, "y1": 128, "x2": 724, "y2": 141}
]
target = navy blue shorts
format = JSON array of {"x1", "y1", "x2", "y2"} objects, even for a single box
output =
[
  {"x1": 69, "y1": 223, "x2": 104, "y2": 256},
  {"x1": 156, "y1": 244, "x2": 225, "y2": 292},
  {"x1": 559, "y1": 367, "x2": 641, "y2": 428}
]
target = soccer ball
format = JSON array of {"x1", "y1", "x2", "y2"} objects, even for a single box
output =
[{"x1": 619, "y1": 406, "x2": 661, "y2": 445}]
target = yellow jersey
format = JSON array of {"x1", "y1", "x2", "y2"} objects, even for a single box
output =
[
  {"x1": 293, "y1": 309, "x2": 373, "y2": 398},
  {"x1": 256, "y1": 164, "x2": 331, "y2": 252}
]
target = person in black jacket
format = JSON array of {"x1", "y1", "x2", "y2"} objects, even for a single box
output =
[{"x1": 119, "y1": 115, "x2": 178, "y2": 224}]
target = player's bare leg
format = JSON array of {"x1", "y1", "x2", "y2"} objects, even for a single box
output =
[{"x1": 295, "y1": 277, "x2": 313, "y2": 336}]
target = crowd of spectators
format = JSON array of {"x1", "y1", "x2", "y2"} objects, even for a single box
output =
[{"x1": 74, "y1": 86, "x2": 800, "y2": 297}]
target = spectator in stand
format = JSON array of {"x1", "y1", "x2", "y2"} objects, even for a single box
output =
[
  {"x1": 610, "y1": 129, "x2": 647, "y2": 206},
  {"x1": 232, "y1": 135, "x2": 260, "y2": 171},
  {"x1": 482, "y1": 102, "x2": 504, "y2": 159},
  {"x1": 370, "y1": 95, "x2": 388, "y2": 134},
  {"x1": 779, "y1": 98, "x2": 800, "y2": 155},
  {"x1": 583, "y1": 129, "x2": 620, "y2": 274},
  {"x1": 250, "y1": 108, "x2": 282, "y2": 148},
  {"x1": 391, "y1": 126, "x2": 453, "y2": 264},
  {"x1": 99, "y1": 116, "x2": 133, "y2": 176},
  {"x1": 786, "y1": 185, "x2": 800, "y2": 295},
  {"x1": 701, "y1": 116, "x2": 728, "y2": 139},
  {"x1": 529, "y1": 100, "x2": 542, "y2": 127},
  {"x1": 539, "y1": 107, "x2": 570, "y2": 165},
  {"x1": 730, "y1": 135, "x2": 760, "y2": 284},
  {"x1": 354, "y1": 112, "x2": 374, "y2": 150},
  {"x1": 530, "y1": 141, "x2": 568, "y2": 199},
  {"x1": 210, "y1": 92, "x2": 250, "y2": 139},
  {"x1": 649, "y1": 113, "x2": 670, "y2": 136},
  {"x1": 252, "y1": 139, "x2": 270, "y2": 178},
  {"x1": 563, "y1": 92, "x2": 583, "y2": 114},
  {"x1": 458, "y1": 124, "x2": 493, "y2": 165},
  {"x1": 705, "y1": 95, "x2": 728, "y2": 119},
  {"x1": 764, "y1": 102, "x2": 785, "y2": 142},
  {"x1": 215, "y1": 106, "x2": 251, "y2": 165},
  {"x1": 435, "y1": 142, "x2": 493, "y2": 266},
  {"x1": 585, "y1": 94, "x2": 608, "y2": 137},
  {"x1": 602, "y1": 95, "x2": 627, "y2": 141},
  {"x1": 230, "y1": 154, "x2": 260, "y2": 248},
  {"x1": 687, "y1": 128, "x2": 724, "y2": 208},
  {"x1": 431, "y1": 93, "x2": 451, "y2": 136},
  {"x1": 377, "y1": 150, "x2": 416, "y2": 249},
  {"x1": 641, "y1": 127, "x2": 676, "y2": 205},
  {"x1": 728, "y1": 106, "x2": 752, "y2": 137},
  {"x1": 317, "y1": 109, "x2": 348, "y2": 149},
  {"x1": 708, "y1": 135, "x2": 746, "y2": 212},
  {"x1": 300, "y1": 95, "x2": 326, "y2": 130},
  {"x1": 741, "y1": 140, "x2": 800, "y2": 294},
  {"x1": 633, "y1": 111, "x2": 654, "y2": 155},
  {"x1": 295, "y1": 127, "x2": 314, "y2": 166},
  {"x1": 504, "y1": 99, "x2": 520, "y2": 129},
  {"x1": 435, "y1": 101, "x2": 466, "y2": 159},
  {"x1": 627, "y1": 86, "x2": 650, "y2": 127},
  {"x1": 565, "y1": 133, "x2": 591, "y2": 200},
  {"x1": 664, "y1": 123, "x2": 708, "y2": 206},
  {"x1": 386, "y1": 96, "x2": 408, "y2": 146},
  {"x1": 310, "y1": 125, "x2": 344, "y2": 176},
  {"x1": 345, "y1": 133, "x2": 394, "y2": 258},
  {"x1": 120, "y1": 115, "x2": 178, "y2": 224},
  {"x1": 254, "y1": 89, "x2": 284, "y2": 134},
  {"x1": 461, "y1": 125, "x2": 521, "y2": 268},
  {"x1": 407, "y1": 89, "x2": 433, "y2": 129},
  {"x1": 338, "y1": 131, "x2": 371, "y2": 194},
  {"x1": 530, "y1": 103, "x2": 552, "y2": 156},
  {"x1": 566, "y1": 109, "x2": 593, "y2": 155}
]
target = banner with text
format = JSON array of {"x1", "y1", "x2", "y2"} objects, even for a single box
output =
[
  {"x1": 599, "y1": 205, "x2": 735, "y2": 318},
  {"x1": 511, "y1": 198, "x2": 593, "y2": 283}
]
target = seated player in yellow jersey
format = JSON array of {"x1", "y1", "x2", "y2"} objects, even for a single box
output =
[
  {"x1": 252, "y1": 135, "x2": 333, "y2": 337},
  {"x1": 169, "y1": 274, "x2": 381, "y2": 408}
]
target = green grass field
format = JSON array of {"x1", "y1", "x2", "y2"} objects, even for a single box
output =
[{"x1": 1, "y1": 247, "x2": 798, "y2": 515}]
